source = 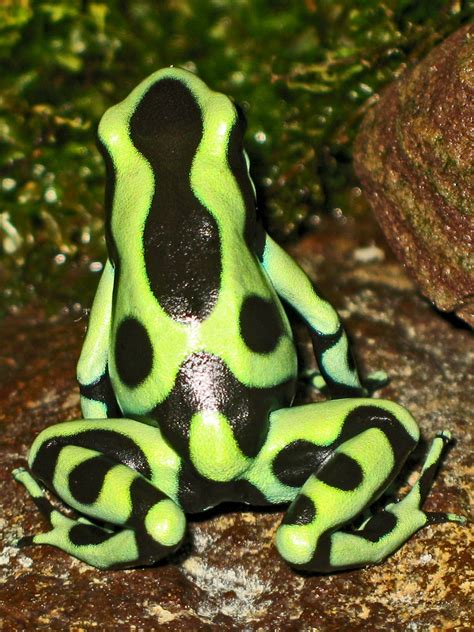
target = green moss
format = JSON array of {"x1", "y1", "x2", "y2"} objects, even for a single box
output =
[{"x1": 0, "y1": 0, "x2": 472, "y2": 310}]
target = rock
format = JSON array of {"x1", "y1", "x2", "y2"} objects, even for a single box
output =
[
  {"x1": 0, "y1": 216, "x2": 472, "y2": 630},
  {"x1": 354, "y1": 25, "x2": 474, "y2": 326}
]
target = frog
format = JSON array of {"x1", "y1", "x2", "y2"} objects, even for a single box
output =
[{"x1": 13, "y1": 67, "x2": 464, "y2": 571}]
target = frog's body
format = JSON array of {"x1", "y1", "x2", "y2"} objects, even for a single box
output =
[{"x1": 14, "y1": 68, "x2": 463, "y2": 571}]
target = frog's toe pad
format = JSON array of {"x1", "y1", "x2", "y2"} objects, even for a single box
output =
[{"x1": 436, "y1": 429, "x2": 452, "y2": 443}]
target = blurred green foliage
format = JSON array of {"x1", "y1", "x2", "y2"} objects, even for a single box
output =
[{"x1": 0, "y1": 0, "x2": 472, "y2": 310}]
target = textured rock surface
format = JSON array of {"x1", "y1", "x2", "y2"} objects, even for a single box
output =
[
  {"x1": 0, "y1": 217, "x2": 472, "y2": 630},
  {"x1": 354, "y1": 25, "x2": 474, "y2": 326}
]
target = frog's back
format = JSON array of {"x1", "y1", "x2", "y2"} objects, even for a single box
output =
[{"x1": 97, "y1": 69, "x2": 297, "y2": 495}]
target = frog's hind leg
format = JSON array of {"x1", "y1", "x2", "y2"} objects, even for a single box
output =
[
  {"x1": 314, "y1": 430, "x2": 465, "y2": 571},
  {"x1": 14, "y1": 419, "x2": 185, "y2": 569},
  {"x1": 273, "y1": 403, "x2": 464, "y2": 572},
  {"x1": 245, "y1": 399, "x2": 463, "y2": 572},
  {"x1": 13, "y1": 466, "x2": 114, "y2": 547}
]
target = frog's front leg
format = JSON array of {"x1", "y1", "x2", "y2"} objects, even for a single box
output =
[
  {"x1": 14, "y1": 419, "x2": 185, "y2": 569},
  {"x1": 262, "y1": 235, "x2": 387, "y2": 397},
  {"x1": 245, "y1": 399, "x2": 463, "y2": 572},
  {"x1": 76, "y1": 259, "x2": 121, "y2": 419}
]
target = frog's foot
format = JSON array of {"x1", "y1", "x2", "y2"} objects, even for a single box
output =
[
  {"x1": 301, "y1": 369, "x2": 388, "y2": 397},
  {"x1": 276, "y1": 428, "x2": 465, "y2": 573},
  {"x1": 15, "y1": 458, "x2": 186, "y2": 569},
  {"x1": 15, "y1": 420, "x2": 187, "y2": 570},
  {"x1": 363, "y1": 370, "x2": 390, "y2": 394},
  {"x1": 13, "y1": 467, "x2": 58, "y2": 523},
  {"x1": 301, "y1": 369, "x2": 327, "y2": 392},
  {"x1": 13, "y1": 467, "x2": 113, "y2": 552},
  {"x1": 396, "y1": 430, "x2": 466, "y2": 526}
]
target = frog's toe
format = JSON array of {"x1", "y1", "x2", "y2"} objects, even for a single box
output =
[
  {"x1": 17, "y1": 535, "x2": 35, "y2": 548},
  {"x1": 16, "y1": 508, "x2": 71, "y2": 549},
  {"x1": 14, "y1": 468, "x2": 58, "y2": 520},
  {"x1": 13, "y1": 467, "x2": 37, "y2": 489},
  {"x1": 382, "y1": 430, "x2": 465, "y2": 528},
  {"x1": 425, "y1": 511, "x2": 467, "y2": 525},
  {"x1": 415, "y1": 430, "x2": 453, "y2": 505}
]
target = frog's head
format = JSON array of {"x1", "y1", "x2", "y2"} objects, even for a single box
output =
[{"x1": 97, "y1": 68, "x2": 255, "y2": 226}]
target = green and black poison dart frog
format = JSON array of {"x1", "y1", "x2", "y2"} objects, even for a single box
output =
[{"x1": 13, "y1": 68, "x2": 464, "y2": 571}]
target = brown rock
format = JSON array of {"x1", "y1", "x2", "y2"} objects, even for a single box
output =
[
  {"x1": 1, "y1": 216, "x2": 472, "y2": 630},
  {"x1": 354, "y1": 25, "x2": 474, "y2": 326}
]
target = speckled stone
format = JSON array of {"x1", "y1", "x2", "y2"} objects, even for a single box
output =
[
  {"x1": 0, "y1": 217, "x2": 472, "y2": 630},
  {"x1": 354, "y1": 25, "x2": 474, "y2": 326}
]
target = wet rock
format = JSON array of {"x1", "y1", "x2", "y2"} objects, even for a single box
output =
[
  {"x1": 0, "y1": 217, "x2": 472, "y2": 630},
  {"x1": 354, "y1": 25, "x2": 474, "y2": 326}
]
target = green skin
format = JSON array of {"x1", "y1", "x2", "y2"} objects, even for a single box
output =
[{"x1": 13, "y1": 68, "x2": 464, "y2": 571}]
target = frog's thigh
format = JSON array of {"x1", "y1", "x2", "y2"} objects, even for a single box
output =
[
  {"x1": 246, "y1": 398, "x2": 419, "y2": 505},
  {"x1": 247, "y1": 399, "x2": 429, "y2": 571},
  {"x1": 22, "y1": 419, "x2": 185, "y2": 569}
]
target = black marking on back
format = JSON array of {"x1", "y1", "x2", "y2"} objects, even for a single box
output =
[
  {"x1": 79, "y1": 368, "x2": 122, "y2": 417},
  {"x1": 68, "y1": 455, "x2": 114, "y2": 505},
  {"x1": 129, "y1": 78, "x2": 222, "y2": 322},
  {"x1": 31, "y1": 429, "x2": 152, "y2": 485},
  {"x1": 273, "y1": 440, "x2": 332, "y2": 488},
  {"x1": 115, "y1": 316, "x2": 153, "y2": 388},
  {"x1": 346, "y1": 339, "x2": 356, "y2": 373},
  {"x1": 152, "y1": 352, "x2": 294, "y2": 466},
  {"x1": 317, "y1": 452, "x2": 363, "y2": 492},
  {"x1": 226, "y1": 104, "x2": 259, "y2": 253},
  {"x1": 239, "y1": 294, "x2": 284, "y2": 354},
  {"x1": 282, "y1": 494, "x2": 316, "y2": 526}
]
